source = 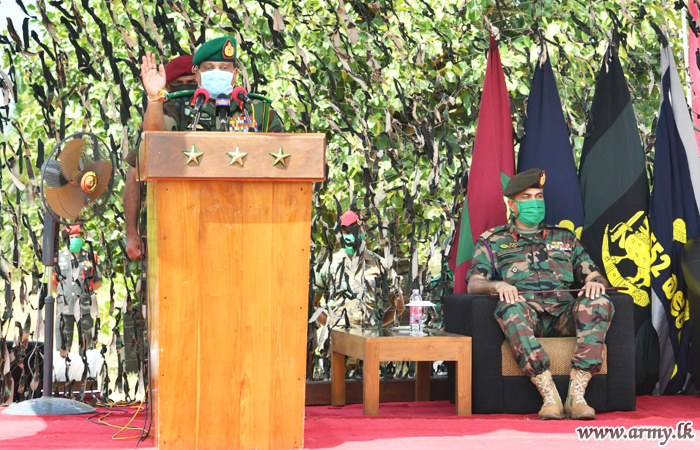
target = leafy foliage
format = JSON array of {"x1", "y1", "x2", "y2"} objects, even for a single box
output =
[{"x1": 0, "y1": 0, "x2": 688, "y2": 394}]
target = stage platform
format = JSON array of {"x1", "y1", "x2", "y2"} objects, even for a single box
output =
[{"x1": 1, "y1": 396, "x2": 698, "y2": 449}]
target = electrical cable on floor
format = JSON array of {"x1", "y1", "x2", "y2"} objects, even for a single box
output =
[{"x1": 86, "y1": 398, "x2": 145, "y2": 440}]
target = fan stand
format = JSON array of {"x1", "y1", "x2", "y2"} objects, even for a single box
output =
[{"x1": 4, "y1": 214, "x2": 96, "y2": 416}]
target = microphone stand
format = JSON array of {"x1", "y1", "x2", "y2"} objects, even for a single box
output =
[
  {"x1": 241, "y1": 105, "x2": 254, "y2": 132},
  {"x1": 219, "y1": 113, "x2": 229, "y2": 132},
  {"x1": 190, "y1": 110, "x2": 202, "y2": 131}
]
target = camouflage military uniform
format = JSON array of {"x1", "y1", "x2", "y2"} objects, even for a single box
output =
[
  {"x1": 467, "y1": 221, "x2": 614, "y2": 377},
  {"x1": 55, "y1": 248, "x2": 102, "y2": 352},
  {"x1": 125, "y1": 93, "x2": 284, "y2": 165},
  {"x1": 314, "y1": 248, "x2": 401, "y2": 330},
  {"x1": 313, "y1": 248, "x2": 403, "y2": 378},
  {"x1": 164, "y1": 95, "x2": 283, "y2": 132}
]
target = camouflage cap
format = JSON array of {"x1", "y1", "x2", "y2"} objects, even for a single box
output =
[
  {"x1": 192, "y1": 36, "x2": 237, "y2": 66},
  {"x1": 503, "y1": 168, "x2": 546, "y2": 197}
]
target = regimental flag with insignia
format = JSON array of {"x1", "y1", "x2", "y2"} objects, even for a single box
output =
[
  {"x1": 579, "y1": 43, "x2": 650, "y2": 315},
  {"x1": 518, "y1": 51, "x2": 584, "y2": 237},
  {"x1": 579, "y1": 42, "x2": 653, "y2": 392},
  {"x1": 449, "y1": 36, "x2": 515, "y2": 293},
  {"x1": 649, "y1": 41, "x2": 700, "y2": 395}
]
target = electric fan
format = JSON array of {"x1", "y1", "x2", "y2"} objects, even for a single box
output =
[{"x1": 5, "y1": 132, "x2": 114, "y2": 415}]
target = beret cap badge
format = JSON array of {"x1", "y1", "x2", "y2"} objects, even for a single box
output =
[
  {"x1": 223, "y1": 39, "x2": 235, "y2": 59},
  {"x1": 503, "y1": 167, "x2": 547, "y2": 197}
]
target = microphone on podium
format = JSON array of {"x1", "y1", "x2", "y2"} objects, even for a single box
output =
[
  {"x1": 232, "y1": 86, "x2": 250, "y2": 107},
  {"x1": 231, "y1": 86, "x2": 255, "y2": 132},
  {"x1": 215, "y1": 94, "x2": 231, "y2": 132},
  {"x1": 190, "y1": 88, "x2": 210, "y2": 131}
]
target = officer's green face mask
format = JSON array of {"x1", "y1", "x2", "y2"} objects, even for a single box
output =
[
  {"x1": 342, "y1": 232, "x2": 366, "y2": 256},
  {"x1": 69, "y1": 237, "x2": 84, "y2": 253},
  {"x1": 513, "y1": 199, "x2": 545, "y2": 228}
]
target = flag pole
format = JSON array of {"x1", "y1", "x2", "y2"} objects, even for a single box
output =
[{"x1": 682, "y1": 9, "x2": 692, "y2": 107}]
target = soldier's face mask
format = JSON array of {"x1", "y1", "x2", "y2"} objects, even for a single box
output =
[
  {"x1": 342, "y1": 225, "x2": 366, "y2": 256},
  {"x1": 199, "y1": 69, "x2": 234, "y2": 97},
  {"x1": 169, "y1": 75, "x2": 198, "y2": 93},
  {"x1": 69, "y1": 237, "x2": 84, "y2": 253},
  {"x1": 170, "y1": 82, "x2": 198, "y2": 93},
  {"x1": 513, "y1": 199, "x2": 546, "y2": 228}
]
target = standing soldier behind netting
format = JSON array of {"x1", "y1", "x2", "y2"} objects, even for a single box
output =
[
  {"x1": 53, "y1": 225, "x2": 102, "y2": 355},
  {"x1": 312, "y1": 210, "x2": 405, "y2": 378}
]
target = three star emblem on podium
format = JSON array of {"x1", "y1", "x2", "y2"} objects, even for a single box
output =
[
  {"x1": 269, "y1": 146, "x2": 291, "y2": 167},
  {"x1": 182, "y1": 144, "x2": 204, "y2": 166},
  {"x1": 227, "y1": 146, "x2": 248, "y2": 167},
  {"x1": 182, "y1": 144, "x2": 291, "y2": 168}
]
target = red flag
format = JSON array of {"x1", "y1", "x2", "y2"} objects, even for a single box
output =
[
  {"x1": 689, "y1": 1, "x2": 700, "y2": 156},
  {"x1": 449, "y1": 37, "x2": 515, "y2": 293}
]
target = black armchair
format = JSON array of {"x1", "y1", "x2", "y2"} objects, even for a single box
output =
[{"x1": 445, "y1": 293, "x2": 636, "y2": 414}]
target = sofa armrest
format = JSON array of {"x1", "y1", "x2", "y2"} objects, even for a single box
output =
[{"x1": 605, "y1": 293, "x2": 636, "y2": 411}]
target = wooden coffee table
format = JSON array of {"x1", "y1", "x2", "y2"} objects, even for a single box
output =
[{"x1": 330, "y1": 328, "x2": 472, "y2": 416}]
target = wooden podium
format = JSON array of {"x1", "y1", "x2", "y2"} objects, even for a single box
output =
[{"x1": 139, "y1": 132, "x2": 326, "y2": 450}]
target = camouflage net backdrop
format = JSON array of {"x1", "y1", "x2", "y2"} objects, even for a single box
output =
[{"x1": 0, "y1": 0, "x2": 688, "y2": 401}]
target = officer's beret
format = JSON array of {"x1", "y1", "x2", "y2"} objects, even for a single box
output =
[
  {"x1": 340, "y1": 210, "x2": 360, "y2": 227},
  {"x1": 165, "y1": 55, "x2": 194, "y2": 83},
  {"x1": 503, "y1": 168, "x2": 546, "y2": 197},
  {"x1": 192, "y1": 36, "x2": 237, "y2": 66}
]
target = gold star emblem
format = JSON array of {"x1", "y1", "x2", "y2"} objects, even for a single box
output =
[
  {"x1": 227, "y1": 146, "x2": 248, "y2": 167},
  {"x1": 269, "y1": 146, "x2": 291, "y2": 168},
  {"x1": 182, "y1": 144, "x2": 204, "y2": 166}
]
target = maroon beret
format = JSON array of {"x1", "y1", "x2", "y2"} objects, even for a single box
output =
[
  {"x1": 165, "y1": 55, "x2": 194, "y2": 83},
  {"x1": 340, "y1": 210, "x2": 361, "y2": 227}
]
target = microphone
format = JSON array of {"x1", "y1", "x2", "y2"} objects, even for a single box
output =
[
  {"x1": 190, "y1": 87, "x2": 210, "y2": 109},
  {"x1": 231, "y1": 86, "x2": 255, "y2": 132},
  {"x1": 215, "y1": 94, "x2": 231, "y2": 132},
  {"x1": 232, "y1": 86, "x2": 250, "y2": 107},
  {"x1": 189, "y1": 88, "x2": 210, "y2": 131}
]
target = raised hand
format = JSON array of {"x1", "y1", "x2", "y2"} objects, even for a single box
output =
[{"x1": 140, "y1": 51, "x2": 166, "y2": 98}]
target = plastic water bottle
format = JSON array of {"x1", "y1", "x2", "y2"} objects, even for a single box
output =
[{"x1": 409, "y1": 289, "x2": 423, "y2": 336}]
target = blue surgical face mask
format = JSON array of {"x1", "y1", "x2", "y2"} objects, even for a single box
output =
[{"x1": 199, "y1": 69, "x2": 234, "y2": 97}]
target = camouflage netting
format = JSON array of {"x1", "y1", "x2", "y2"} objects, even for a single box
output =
[{"x1": 0, "y1": 0, "x2": 688, "y2": 400}]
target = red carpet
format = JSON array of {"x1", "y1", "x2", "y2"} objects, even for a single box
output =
[{"x1": 2, "y1": 396, "x2": 699, "y2": 449}]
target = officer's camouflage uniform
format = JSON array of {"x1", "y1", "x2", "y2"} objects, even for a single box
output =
[
  {"x1": 124, "y1": 93, "x2": 284, "y2": 166},
  {"x1": 313, "y1": 248, "x2": 403, "y2": 377},
  {"x1": 163, "y1": 94, "x2": 283, "y2": 132},
  {"x1": 467, "y1": 221, "x2": 614, "y2": 377},
  {"x1": 55, "y1": 248, "x2": 102, "y2": 352},
  {"x1": 315, "y1": 249, "x2": 401, "y2": 330}
]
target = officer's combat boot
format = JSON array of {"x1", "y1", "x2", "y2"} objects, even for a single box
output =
[
  {"x1": 530, "y1": 370, "x2": 564, "y2": 420},
  {"x1": 565, "y1": 369, "x2": 595, "y2": 420}
]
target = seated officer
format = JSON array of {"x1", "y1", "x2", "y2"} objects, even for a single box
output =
[{"x1": 467, "y1": 168, "x2": 613, "y2": 421}]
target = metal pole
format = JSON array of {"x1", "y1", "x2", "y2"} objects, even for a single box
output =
[
  {"x1": 683, "y1": 9, "x2": 692, "y2": 107},
  {"x1": 42, "y1": 266, "x2": 54, "y2": 397}
]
